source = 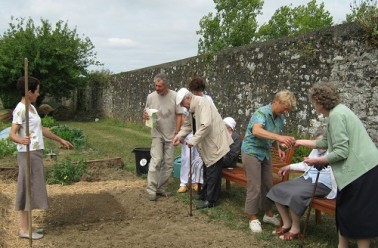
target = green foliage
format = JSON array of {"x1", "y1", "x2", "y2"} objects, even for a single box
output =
[
  {"x1": 0, "y1": 92, "x2": 19, "y2": 109},
  {"x1": 41, "y1": 116, "x2": 58, "y2": 128},
  {"x1": 345, "y1": 0, "x2": 377, "y2": 22},
  {"x1": 292, "y1": 145, "x2": 312, "y2": 163},
  {"x1": 45, "y1": 159, "x2": 87, "y2": 185},
  {"x1": 0, "y1": 122, "x2": 9, "y2": 131},
  {"x1": 51, "y1": 124, "x2": 86, "y2": 148},
  {"x1": 0, "y1": 138, "x2": 17, "y2": 158},
  {"x1": 257, "y1": 0, "x2": 333, "y2": 41},
  {"x1": 197, "y1": 0, "x2": 263, "y2": 54},
  {"x1": 288, "y1": 131, "x2": 312, "y2": 163},
  {"x1": 346, "y1": 0, "x2": 378, "y2": 45},
  {"x1": 86, "y1": 69, "x2": 112, "y2": 87},
  {"x1": 0, "y1": 17, "x2": 102, "y2": 106}
]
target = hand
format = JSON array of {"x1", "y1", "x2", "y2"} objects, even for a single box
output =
[
  {"x1": 19, "y1": 136, "x2": 31, "y2": 145},
  {"x1": 304, "y1": 156, "x2": 328, "y2": 169},
  {"x1": 278, "y1": 135, "x2": 296, "y2": 148},
  {"x1": 143, "y1": 111, "x2": 149, "y2": 120},
  {"x1": 60, "y1": 139, "x2": 74, "y2": 149},
  {"x1": 278, "y1": 149, "x2": 286, "y2": 160},
  {"x1": 172, "y1": 136, "x2": 181, "y2": 146},
  {"x1": 278, "y1": 166, "x2": 290, "y2": 176}
]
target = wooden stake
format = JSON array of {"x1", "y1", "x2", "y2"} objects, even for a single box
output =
[
  {"x1": 189, "y1": 146, "x2": 193, "y2": 216},
  {"x1": 24, "y1": 58, "x2": 33, "y2": 247}
]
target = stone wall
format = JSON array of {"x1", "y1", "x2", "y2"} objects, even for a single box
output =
[{"x1": 79, "y1": 22, "x2": 378, "y2": 144}]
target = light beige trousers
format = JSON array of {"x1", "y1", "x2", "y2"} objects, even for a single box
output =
[{"x1": 146, "y1": 137, "x2": 175, "y2": 195}]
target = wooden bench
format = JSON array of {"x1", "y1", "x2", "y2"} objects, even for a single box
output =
[
  {"x1": 222, "y1": 145, "x2": 336, "y2": 224},
  {"x1": 312, "y1": 198, "x2": 336, "y2": 224},
  {"x1": 222, "y1": 146, "x2": 295, "y2": 190}
]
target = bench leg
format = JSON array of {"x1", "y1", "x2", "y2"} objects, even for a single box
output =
[
  {"x1": 315, "y1": 209, "x2": 322, "y2": 224},
  {"x1": 226, "y1": 179, "x2": 231, "y2": 191}
]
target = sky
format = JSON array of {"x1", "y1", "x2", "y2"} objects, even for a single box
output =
[{"x1": 0, "y1": 0, "x2": 351, "y2": 74}]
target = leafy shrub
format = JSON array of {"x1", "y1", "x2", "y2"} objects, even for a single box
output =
[
  {"x1": 42, "y1": 116, "x2": 58, "y2": 128},
  {"x1": 51, "y1": 125, "x2": 86, "y2": 148},
  {"x1": 45, "y1": 159, "x2": 87, "y2": 185},
  {"x1": 0, "y1": 122, "x2": 9, "y2": 131},
  {"x1": 0, "y1": 138, "x2": 17, "y2": 158},
  {"x1": 288, "y1": 131, "x2": 312, "y2": 163},
  {"x1": 347, "y1": 0, "x2": 378, "y2": 45},
  {"x1": 292, "y1": 145, "x2": 312, "y2": 163}
]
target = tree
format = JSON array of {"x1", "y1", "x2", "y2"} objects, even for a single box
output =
[
  {"x1": 257, "y1": 0, "x2": 333, "y2": 41},
  {"x1": 197, "y1": 0, "x2": 264, "y2": 54},
  {"x1": 0, "y1": 17, "x2": 102, "y2": 108},
  {"x1": 345, "y1": 0, "x2": 378, "y2": 45},
  {"x1": 345, "y1": 0, "x2": 378, "y2": 22}
]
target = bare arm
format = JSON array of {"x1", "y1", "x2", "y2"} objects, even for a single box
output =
[
  {"x1": 295, "y1": 139, "x2": 317, "y2": 149},
  {"x1": 252, "y1": 123, "x2": 295, "y2": 147},
  {"x1": 9, "y1": 123, "x2": 30, "y2": 145},
  {"x1": 175, "y1": 114, "x2": 183, "y2": 134},
  {"x1": 42, "y1": 127, "x2": 73, "y2": 149}
]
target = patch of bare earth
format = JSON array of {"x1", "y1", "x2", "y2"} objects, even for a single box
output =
[{"x1": 0, "y1": 159, "x2": 259, "y2": 248}]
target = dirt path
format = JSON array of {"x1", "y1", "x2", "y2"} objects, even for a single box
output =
[{"x1": 0, "y1": 170, "x2": 260, "y2": 248}]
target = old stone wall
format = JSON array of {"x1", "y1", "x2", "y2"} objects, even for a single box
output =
[{"x1": 79, "y1": 23, "x2": 378, "y2": 144}]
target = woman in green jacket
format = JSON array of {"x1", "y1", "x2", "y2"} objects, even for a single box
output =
[{"x1": 296, "y1": 82, "x2": 378, "y2": 248}]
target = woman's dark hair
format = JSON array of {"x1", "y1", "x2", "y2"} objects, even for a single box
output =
[
  {"x1": 188, "y1": 76, "x2": 206, "y2": 92},
  {"x1": 17, "y1": 76, "x2": 41, "y2": 96},
  {"x1": 308, "y1": 82, "x2": 340, "y2": 111}
]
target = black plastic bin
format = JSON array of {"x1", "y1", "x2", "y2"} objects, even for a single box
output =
[{"x1": 132, "y1": 147, "x2": 151, "y2": 175}]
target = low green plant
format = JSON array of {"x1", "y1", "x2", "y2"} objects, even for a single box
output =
[
  {"x1": 0, "y1": 138, "x2": 17, "y2": 158},
  {"x1": 51, "y1": 124, "x2": 86, "y2": 148},
  {"x1": 42, "y1": 116, "x2": 58, "y2": 128},
  {"x1": 45, "y1": 159, "x2": 87, "y2": 185}
]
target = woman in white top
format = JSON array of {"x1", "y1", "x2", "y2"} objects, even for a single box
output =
[{"x1": 9, "y1": 76, "x2": 73, "y2": 240}]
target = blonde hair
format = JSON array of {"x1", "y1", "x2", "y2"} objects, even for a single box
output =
[{"x1": 274, "y1": 90, "x2": 296, "y2": 110}]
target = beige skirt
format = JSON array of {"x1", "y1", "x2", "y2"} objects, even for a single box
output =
[{"x1": 15, "y1": 150, "x2": 49, "y2": 211}]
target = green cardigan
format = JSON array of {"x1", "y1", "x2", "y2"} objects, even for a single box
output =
[{"x1": 316, "y1": 104, "x2": 378, "y2": 190}]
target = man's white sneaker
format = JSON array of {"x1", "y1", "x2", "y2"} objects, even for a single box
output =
[
  {"x1": 263, "y1": 214, "x2": 281, "y2": 227},
  {"x1": 249, "y1": 219, "x2": 262, "y2": 233}
]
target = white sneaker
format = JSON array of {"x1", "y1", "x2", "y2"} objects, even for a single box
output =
[
  {"x1": 249, "y1": 219, "x2": 262, "y2": 233},
  {"x1": 263, "y1": 214, "x2": 281, "y2": 227},
  {"x1": 19, "y1": 231, "x2": 44, "y2": 240}
]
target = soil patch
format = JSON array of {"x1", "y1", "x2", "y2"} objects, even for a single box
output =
[{"x1": 0, "y1": 159, "x2": 259, "y2": 248}]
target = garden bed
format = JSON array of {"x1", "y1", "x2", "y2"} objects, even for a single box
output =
[{"x1": 0, "y1": 158, "x2": 259, "y2": 248}]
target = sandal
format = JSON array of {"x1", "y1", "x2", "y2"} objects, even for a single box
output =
[
  {"x1": 279, "y1": 232, "x2": 300, "y2": 241},
  {"x1": 272, "y1": 226, "x2": 291, "y2": 235}
]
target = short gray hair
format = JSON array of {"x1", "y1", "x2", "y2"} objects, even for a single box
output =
[{"x1": 153, "y1": 73, "x2": 169, "y2": 87}]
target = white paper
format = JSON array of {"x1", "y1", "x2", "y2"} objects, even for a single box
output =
[{"x1": 145, "y1": 108, "x2": 158, "y2": 128}]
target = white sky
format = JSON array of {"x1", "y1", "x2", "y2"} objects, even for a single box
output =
[{"x1": 0, "y1": 0, "x2": 351, "y2": 74}]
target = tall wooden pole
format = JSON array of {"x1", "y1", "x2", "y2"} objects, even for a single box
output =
[
  {"x1": 24, "y1": 58, "x2": 33, "y2": 247},
  {"x1": 189, "y1": 146, "x2": 193, "y2": 216}
]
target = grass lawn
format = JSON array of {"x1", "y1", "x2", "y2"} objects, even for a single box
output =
[{"x1": 4, "y1": 118, "x2": 377, "y2": 247}]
